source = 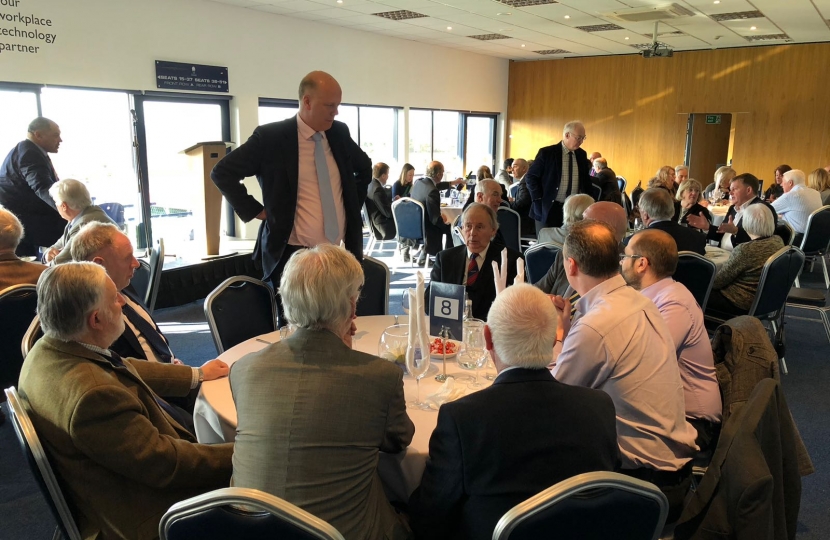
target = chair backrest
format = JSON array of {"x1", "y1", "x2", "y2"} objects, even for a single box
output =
[
  {"x1": 160, "y1": 487, "x2": 344, "y2": 540},
  {"x1": 21, "y1": 315, "x2": 43, "y2": 359},
  {"x1": 131, "y1": 259, "x2": 151, "y2": 303},
  {"x1": 590, "y1": 183, "x2": 603, "y2": 201},
  {"x1": 99, "y1": 202, "x2": 126, "y2": 227},
  {"x1": 617, "y1": 176, "x2": 627, "y2": 193},
  {"x1": 4, "y1": 387, "x2": 83, "y2": 540},
  {"x1": 0, "y1": 285, "x2": 38, "y2": 389},
  {"x1": 508, "y1": 182, "x2": 521, "y2": 199},
  {"x1": 748, "y1": 246, "x2": 805, "y2": 319},
  {"x1": 798, "y1": 205, "x2": 830, "y2": 255},
  {"x1": 702, "y1": 182, "x2": 716, "y2": 199},
  {"x1": 523, "y1": 242, "x2": 561, "y2": 284},
  {"x1": 673, "y1": 252, "x2": 717, "y2": 311},
  {"x1": 773, "y1": 221, "x2": 795, "y2": 246},
  {"x1": 391, "y1": 198, "x2": 425, "y2": 242},
  {"x1": 146, "y1": 238, "x2": 165, "y2": 313},
  {"x1": 492, "y1": 471, "x2": 668, "y2": 540},
  {"x1": 355, "y1": 256, "x2": 390, "y2": 316},
  {"x1": 204, "y1": 276, "x2": 278, "y2": 354},
  {"x1": 496, "y1": 207, "x2": 522, "y2": 253},
  {"x1": 452, "y1": 225, "x2": 465, "y2": 247}
]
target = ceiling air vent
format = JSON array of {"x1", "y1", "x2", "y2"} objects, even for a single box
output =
[
  {"x1": 469, "y1": 33, "x2": 511, "y2": 40},
  {"x1": 576, "y1": 24, "x2": 624, "y2": 32},
  {"x1": 631, "y1": 42, "x2": 668, "y2": 50},
  {"x1": 711, "y1": 10, "x2": 763, "y2": 22},
  {"x1": 746, "y1": 33, "x2": 791, "y2": 42},
  {"x1": 372, "y1": 10, "x2": 428, "y2": 21},
  {"x1": 605, "y1": 3, "x2": 694, "y2": 23},
  {"x1": 535, "y1": 49, "x2": 571, "y2": 54},
  {"x1": 498, "y1": 0, "x2": 558, "y2": 7}
]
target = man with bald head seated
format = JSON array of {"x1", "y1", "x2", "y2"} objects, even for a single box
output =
[
  {"x1": 426, "y1": 203, "x2": 522, "y2": 320},
  {"x1": 0, "y1": 207, "x2": 46, "y2": 291},
  {"x1": 621, "y1": 229, "x2": 722, "y2": 450},
  {"x1": 535, "y1": 201, "x2": 627, "y2": 297},
  {"x1": 211, "y1": 71, "x2": 372, "y2": 321}
]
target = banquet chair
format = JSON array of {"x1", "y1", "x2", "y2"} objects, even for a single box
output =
[
  {"x1": 702, "y1": 182, "x2": 716, "y2": 200},
  {"x1": 0, "y1": 285, "x2": 38, "y2": 391},
  {"x1": 144, "y1": 238, "x2": 165, "y2": 313},
  {"x1": 774, "y1": 221, "x2": 795, "y2": 246},
  {"x1": 21, "y1": 315, "x2": 43, "y2": 359},
  {"x1": 496, "y1": 207, "x2": 522, "y2": 253},
  {"x1": 508, "y1": 182, "x2": 521, "y2": 200},
  {"x1": 590, "y1": 183, "x2": 603, "y2": 202},
  {"x1": 523, "y1": 242, "x2": 561, "y2": 285},
  {"x1": 356, "y1": 256, "x2": 390, "y2": 316},
  {"x1": 205, "y1": 276, "x2": 278, "y2": 354},
  {"x1": 159, "y1": 487, "x2": 344, "y2": 540},
  {"x1": 793, "y1": 206, "x2": 830, "y2": 288},
  {"x1": 4, "y1": 386, "x2": 83, "y2": 540},
  {"x1": 787, "y1": 286, "x2": 830, "y2": 344},
  {"x1": 617, "y1": 176, "x2": 627, "y2": 194},
  {"x1": 363, "y1": 203, "x2": 396, "y2": 257},
  {"x1": 391, "y1": 197, "x2": 429, "y2": 271},
  {"x1": 492, "y1": 471, "x2": 668, "y2": 540},
  {"x1": 130, "y1": 258, "x2": 151, "y2": 305},
  {"x1": 673, "y1": 252, "x2": 717, "y2": 311}
]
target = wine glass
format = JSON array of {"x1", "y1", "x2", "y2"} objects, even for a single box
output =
[
  {"x1": 378, "y1": 324, "x2": 409, "y2": 373},
  {"x1": 400, "y1": 288, "x2": 411, "y2": 316},
  {"x1": 406, "y1": 342, "x2": 431, "y2": 410},
  {"x1": 458, "y1": 319, "x2": 486, "y2": 385}
]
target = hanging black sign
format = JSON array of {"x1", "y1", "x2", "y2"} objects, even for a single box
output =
[{"x1": 155, "y1": 61, "x2": 229, "y2": 92}]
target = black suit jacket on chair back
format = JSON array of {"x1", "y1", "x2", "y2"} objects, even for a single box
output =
[
  {"x1": 524, "y1": 142, "x2": 592, "y2": 224},
  {"x1": 648, "y1": 220, "x2": 707, "y2": 255},
  {"x1": 210, "y1": 117, "x2": 371, "y2": 283},
  {"x1": 365, "y1": 178, "x2": 396, "y2": 240}
]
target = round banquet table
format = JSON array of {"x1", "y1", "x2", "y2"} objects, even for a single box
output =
[
  {"x1": 440, "y1": 199, "x2": 464, "y2": 223},
  {"x1": 708, "y1": 204, "x2": 729, "y2": 226},
  {"x1": 704, "y1": 244, "x2": 730, "y2": 270},
  {"x1": 193, "y1": 314, "x2": 493, "y2": 503}
]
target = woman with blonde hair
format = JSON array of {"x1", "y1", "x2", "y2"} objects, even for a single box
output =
[
  {"x1": 655, "y1": 165, "x2": 676, "y2": 191},
  {"x1": 647, "y1": 175, "x2": 681, "y2": 221},
  {"x1": 676, "y1": 179, "x2": 712, "y2": 225},
  {"x1": 807, "y1": 168, "x2": 830, "y2": 205},
  {"x1": 712, "y1": 166, "x2": 736, "y2": 204}
]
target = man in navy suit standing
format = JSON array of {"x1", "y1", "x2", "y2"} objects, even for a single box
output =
[
  {"x1": 211, "y1": 71, "x2": 372, "y2": 321},
  {"x1": 525, "y1": 121, "x2": 591, "y2": 233},
  {"x1": 0, "y1": 117, "x2": 66, "y2": 257},
  {"x1": 525, "y1": 121, "x2": 592, "y2": 233}
]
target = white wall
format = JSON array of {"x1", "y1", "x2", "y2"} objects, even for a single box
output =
[{"x1": 0, "y1": 0, "x2": 509, "y2": 238}]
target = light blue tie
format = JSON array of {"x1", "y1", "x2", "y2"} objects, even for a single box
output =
[{"x1": 312, "y1": 131, "x2": 339, "y2": 244}]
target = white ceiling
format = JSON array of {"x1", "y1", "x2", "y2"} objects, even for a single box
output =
[{"x1": 207, "y1": 0, "x2": 830, "y2": 60}]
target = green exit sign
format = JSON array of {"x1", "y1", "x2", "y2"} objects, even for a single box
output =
[{"x1": 705, "y1": 115, "x2": 721, "y2": 124}]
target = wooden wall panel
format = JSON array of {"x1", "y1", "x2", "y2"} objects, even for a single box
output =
[{"x1": 507, "y1": 43, "x2": 830, "y2": 192}]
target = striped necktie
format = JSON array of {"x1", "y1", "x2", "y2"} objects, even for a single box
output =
[
  {"x1": 569, "y1": 290, "x2": 581, "y2": 320},
  {"x1": 467, "y1": 253, "x2": 479, "y2": 286}
]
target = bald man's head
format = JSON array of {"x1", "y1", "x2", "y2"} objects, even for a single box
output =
[
  {"x1": 583, "y1": 202, "x2": 628, "y2": 244},
  {"x1": 298, "y1": 71, "x2": 342, "y2": 132}
]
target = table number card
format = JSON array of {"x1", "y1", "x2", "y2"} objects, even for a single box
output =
[{"x1": 429, "y1": 282, "x2": 465, "y2": 340}]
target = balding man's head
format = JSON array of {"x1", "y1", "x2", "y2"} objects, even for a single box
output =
[
  {"x1": 426, "y1": 161, "x2": 444, "y2": 181},
  {"x1": 512, "y1": 158, "x2": 528, "y2": 180},
  {"x1": 563, "y1": 220, "x2": 620, "y2": 279},
  {"x1": 298, "y1": 71, "x2": 342, "y2": 132},
  {"x1": 583, "y1": 201, "x2": 628, "y2": 244}
]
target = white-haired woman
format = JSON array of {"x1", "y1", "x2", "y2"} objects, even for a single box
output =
[
  {"x1": 706, "y1": 204, "x2": 783, "y2": 316},
  {"x1": 45, "y1": 178, "x2": 114, "y2": 265},
  {"x1": 676, "y1": 179, "x2": 712, "y2": 225},
  {"x1": 537, "y1": 193, "x2": 594, "y2": 245}
]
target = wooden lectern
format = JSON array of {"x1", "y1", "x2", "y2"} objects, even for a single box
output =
[{"x1": 182, "y1": 142, "x2": 229, "y2": 256}]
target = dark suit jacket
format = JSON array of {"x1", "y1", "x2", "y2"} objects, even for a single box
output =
[
  {"x1": 641, "y1": 220, "x2": 707, "y2": 255},
  {"x1": 111, "y1": 287, "x2": 174, "y2": 363},
  {"x1": 18, "y1": 337, "x2": 233, "y2": 540},
  {"x1": 210, "y1": 117, "x2": 371, "y2": 283},
  {"x1": 365, "y1": 178, "x2": 396, "y2": 240},
  {"x1": 0, "y1": 140, "x2": 65, "y2": 250},
  {"x1": 411, "y1": 176, "x2": 450, "y2": 255},
  {"x1": 525, "y1": 142, "x2": 592, "y2": 224},
  {"x1": 509, "y1": 178, "x2": 536, "y2": 237},
  {"x1": 426, "y1": 244, "x2": 522, "y2": 320},
  {"x1": 409, "y1": 368, "x2": 619, "y2": 540},
  {"x1": 595, "y1": 168, "x2": 623, "y2": 206},
  {"x1": 704, "y1": 198, "x2": 778, "y2": 249}
]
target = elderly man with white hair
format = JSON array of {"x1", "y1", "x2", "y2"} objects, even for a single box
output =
[
  {"x1": 771, "y1": 168, "x2": 823, "y2": 236},
  {"x1": 44, "y1": 178, "x2": 114, "y2": 264},
  {"x1": 230, "y1": 244, "x2": 414, "y2": 540},
  {"x1": 0, "y1": 207, "x2": 47, "y2": 291},
  {"x1": 525, "y1": 120, "x2": 593, "y2": 232},
  {"x1": 410, "y1": 284, "x2": 619, "y2": 540},
  {"x1": 675, "y1": 164, "x2": 689, "y2": 186},
  {"x1": 18, "y1": 262, "x2": 232, "y2": 540}
]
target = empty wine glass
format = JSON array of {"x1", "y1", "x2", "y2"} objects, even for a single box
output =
[
  {"x1": 458, "y1": 319, "x2": 486, "y2": 385},
  {"x1": 406, "y1": 342, "x2": 431, "y2": 410},
  {"x1": 401, "y1": 288, "x2": 411, "y2": 316}
]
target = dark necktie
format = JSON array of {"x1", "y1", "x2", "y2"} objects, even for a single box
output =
[
  {"x1": 122, "y1": 302, "x2": 173, "y2": 363},
  {"x1": 467, "y1": 253, "x2": 479, "y2": 286},
  {"x1": 566, "y1": 151, "x2": 574, "y2": 197}
]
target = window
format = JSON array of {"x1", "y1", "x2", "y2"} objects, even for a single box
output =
[
  {"x1": 0, "y1": 88, "x2": 39, "y2": 155},
  {"x1": 358, "y1": 106, "x2": 399, "y2": 173},
  {"x1": 433, "y1": 111, "x2": 462, "y2": 180},
  {"x1": 258, "y1": 105, "x2": 296, "y2": 124},
  {"x1": 464, "y1": 115, "x2": 496, "y2": 179},
  {"x1": 408, "y1": 109, "x2": 432, "y2": 175},
  {"x1": 408, "y1": 109, "x2": 497, "y2": 180}
]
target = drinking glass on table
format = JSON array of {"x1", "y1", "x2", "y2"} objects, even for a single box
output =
[
  {"x1": 405, "y1": 342, "x2": 431, "y2": 410},
  {"x1": 459, "y1": 319, "x2": 487, "y2": 386},
  {"x1": 401, "y1": 288, "x2": 411, "y2": 315}
]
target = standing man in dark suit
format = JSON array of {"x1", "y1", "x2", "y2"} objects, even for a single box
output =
[
  {"x1": 410, "y1": 283, "x2": 619, "y2": 540},
  {"x1": 525, "y1": 121, "x2": 592, "y2": 233},
  {"x1": 426, "y1": 203, "x2": 522, "y2": 320},
  {"x1": 508, "y1": 158, "x2": 536, "y2": 238},
  {"x1": 365, "y1": 162, "x2": 396, "y2": 241},
  {"x1": 210, "y1": 71, "x2": 372, "y2": 320},
  {"x1": 410, "y1": 160, "x2": 451, "y2": 265},
  {"x1": 628, "y1": 188, "x2": 706, "y2": 255},
  {"x1": 0, "y1": 117, "x2": 66, "y2": 257}
]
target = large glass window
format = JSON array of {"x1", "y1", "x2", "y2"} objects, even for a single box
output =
[
  {"x1": 408, "y1": 109, "x2": 433, "y2": 175},
  {"x1": 433, "y1": 111, "x2": 462, "y2": 180},
  {"x1": 464, "y1": 115, "x2": 496, "y2": 178},
  {"x1": 0, "y1": 89, "x2": 39, "y2": 155},
  {"x1": 359, "y1": 106, "x2": 398, "y2": 173},
  {"x1": 258, "y1": 104, "x2": 296, "y2": 124}
]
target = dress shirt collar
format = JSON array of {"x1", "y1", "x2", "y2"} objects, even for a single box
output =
[
  {"x1": 296, "y1": 113, "x2": 323, "y2": 141},
  {"x1": 648, "y1": 219, "x2": 671, "y2": 226},
  {"x1": 561, "y1": 141, "x2": 572, "y2": 155},
  {"x1": 735, "y1": 196, "x2": 757, "y2": 212},
  {"x1": 575, "y1": 274, "x2": 627, "y2": 315},
  {"x1": 78, "y1": 341, "x2": 113, "y2": 358},
  {"x1": 467, "y1": 242, "x2": 490, "y2": 261},
  {"x1": 639, "y1": 276, "x2": 675, "y2": 301}
]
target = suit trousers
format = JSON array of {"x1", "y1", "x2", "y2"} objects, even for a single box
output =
[
  {"x1": 266, "y1": 244, "x2": 307, "y2": 326},
  {"x1": 536, "y1": 201, "x2": 565, "y2": 233}
]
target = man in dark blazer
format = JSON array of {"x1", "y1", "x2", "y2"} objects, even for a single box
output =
[
  {"x1": 508, "y1": 158, "x2": 536, "y2": 237},
  {"x1": 687, "y1": 173, "x2": 777, "y2": 250},
  {"x1": 410, "y1": 284, "x2": 619, "y2": 540},
  {"x1": 0, "y1": 117, "x2": 66, "y2": 257},
  {"x1": 365, "y1": 162, "x2": 396, "y2": 240},
  {"x1": 525, "y1": 121, "x2": 593, "y2": 233},
  {"x1": 210, "y1": 71, "x2": 372, "y2": 306},
  {"x1": 426, "y1": 203, "x2": 522, "y2": 320},
  {"x1": 411, "y1": 160, "x2": 452, "y2": 265},
  {"x1": 592, "y1": 158, "x2": 623, "y2": 206},
  {"x1": 629, "y1": 188, "x2": 706, "y2": 255}
]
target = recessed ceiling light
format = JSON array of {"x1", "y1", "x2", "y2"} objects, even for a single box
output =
[
  {"x1": 337, "y1": 0, "x2": 343, "y2": 3},
  {"x1": 497, "y1": 12, "x2": 512, "y2": 16},
  {"x1": 521, "y1": 44, "x2": 525, "y2": 47},
  {"x1": 713, "y1": 0, "x2": 720, "y2": 3},
  {"x1": 750, "y1": 26, "x2": 757, "y2": 30},
  {"x1": 447, "y1": 26, "x2": 452, "y2": 30},
  {"x1": 624, "y1": 36, "x2": 629, "y2": 40},
  {"x1": 564, "y1": 15, "x2": 570, "y2": 19}
]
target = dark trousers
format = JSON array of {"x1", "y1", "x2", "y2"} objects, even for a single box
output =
[
  {"x1": 265, "y1": 244, "x2": 307, "y2": 327},
  {"x1": 621, "y1": 462, "x2": 693, "y2": 524},
  {"x1": 535, "y1": 201, "x2": 565, "y2": 234},
  {"x1": 705, "y1": 289, "x2": 748, "y2": 319}
]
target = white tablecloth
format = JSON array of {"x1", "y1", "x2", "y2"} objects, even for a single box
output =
[
  {"x1": 709, "y1": 205, "x2": 729, "y2": 226},
  {"x1": 440, "y1": 199, "x2": 464, "y2": 224},
  {"x1": 193, "y1": 314, "x2": 492, "y2": 502},
  {"x1": 704, "y1": 245, "x2": 730, "y2": 270}
]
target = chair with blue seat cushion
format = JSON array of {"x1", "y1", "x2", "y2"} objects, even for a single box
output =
[
  {"x1": 0, "y1": 285, "x2": 38, "y2": 391},
  {"x1": 496, "y1": 207, "x2": 522, "y2": 253},
  {"x1": 204, "y1": 276, "x2": 278, "y2": 354},
  {"x1": 673, "y1": 251, "x2": 717, "y2": 311},
  {"x1": 356, "y1": 255, "x2": 390, "y2": 316},
  {"x1": 523, "y1": 242, "x2": 561, "y2": 285}
]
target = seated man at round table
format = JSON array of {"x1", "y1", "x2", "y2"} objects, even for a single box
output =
[
  {"x1": 426, "y1": 203, "x2": 522, "y2": 320},
  {"x1": 707, "y1": 203, "x2": 784, "y2": 317},
  {"x1": 229, "y1": 244, "x2": 415, "y2": 540}
]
